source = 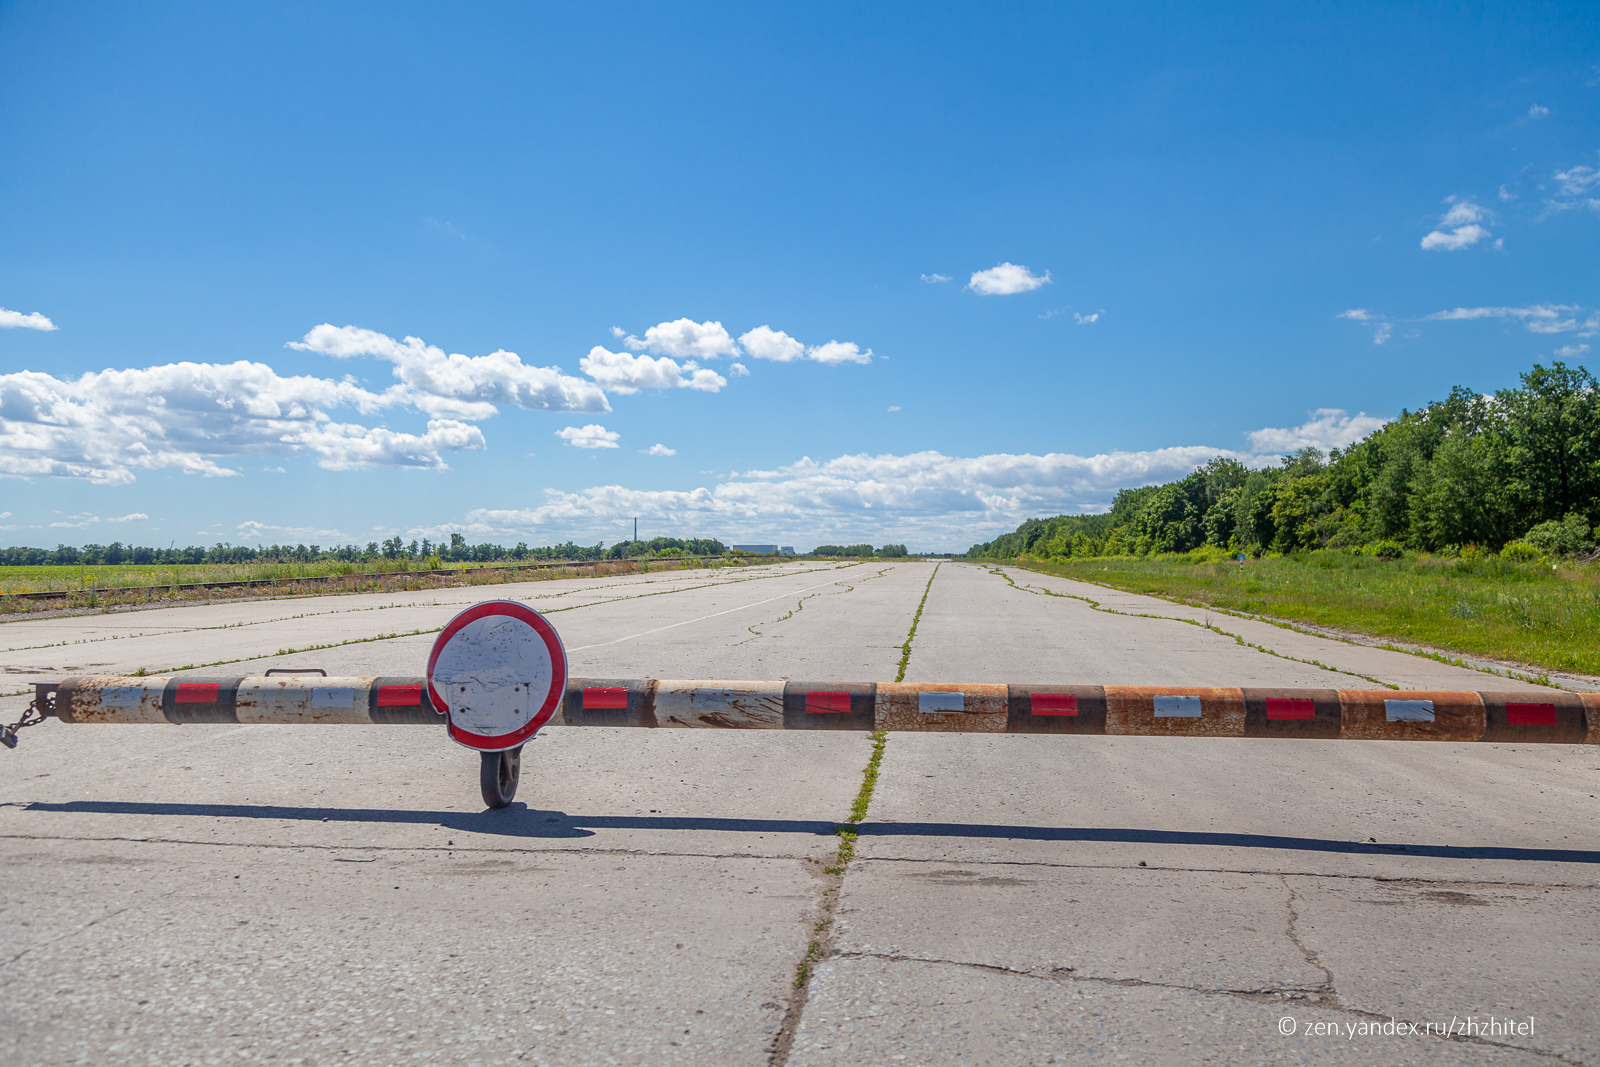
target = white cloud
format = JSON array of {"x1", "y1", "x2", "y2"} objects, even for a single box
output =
[
  {"x1": 736, "y1": 325, "x2": 871, "y2": 365},
  {"x1": 920, "y1": 273, "x2": 952, "y2": 284},
  {"x1": 1547, "y1": 159, "x2": 1600, "y2": 214},
  {"x1": 1073, "y1": 311, "x2": 1101, "y2": 325},
  {"x1": 1499, "y1": 184, "x2": 1516, "y2": 201},
  {"x1": 0, "y1": 360, "x2": 487, "y2": 484},
  {"x1": 1338, "y1": 309, "x2": 1393, "y2": 344},
  {"x1": 577, "y1": 346, "x2": 728, "y2": 394},
  {"x1": 1424, "y1": 304, "x2": 1596, "y2": 335},
  {"x1": 1529, "y1": 104, "x2": 1549, "y2": 118},
  {"x1": 738, "y1": 326, "x2": 806, "y2": 362},
  {"x1": 49, "y1": 513, "x2": 99, "y2": 528},
  {"x1": 451, "y1": 413, "x2": 1397, "y2": 546},
  {"x1": 967, "y1": 262, "x2": 1051, "y2": 295},
  {"x1": 289, "y1": 324, "x2": 608, "y2": 418},
  {"x1": 729, "y1": 362, "x2": 750, "y2": 377},
  {"x1": 108, "y1": 513, "x2": 149, "y2": 522},
  {"x1": 0, "y1": 308, "x2": 58, "y2": 331},
  {"x1": 806, "y1": 341, "x2": 872, "y2": 365},
  {"x1": 887, "y1": 405, "x2": 901, "y2": 412},
  {"x1": 556, "y1": 424, "x2": 621, "y2": 449},
  {"x1": 236, "y1": 519, "x2": 359, "y2": 543},
  {"x1": 1421, "y1": 198, "x2": 1493, "y2": 250},
  {"x1": 641, "y1": 443, "x2": 677, "y2": 456},
  {"x1": 1244, "y1": 409, "x2": 1390, "y2": 454},
  {"x1": 621, "y1": 319, "x2": 738, "y2": 360},
  {"x1": 1555, "y1": 343, "x2": 1591, "y2": 358}
]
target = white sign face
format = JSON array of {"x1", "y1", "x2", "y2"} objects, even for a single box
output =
[{"x1": 427, "y1": 601, "x2": 567, "y2": 751}]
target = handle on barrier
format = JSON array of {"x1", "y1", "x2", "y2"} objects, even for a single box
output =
[{"x1": 265, "y1": 668, "x2": 327, "y2": 676}]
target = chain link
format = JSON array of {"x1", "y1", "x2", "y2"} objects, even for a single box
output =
[{"x1": 1, "y1": 686, "x2": 53, "y2": 750}]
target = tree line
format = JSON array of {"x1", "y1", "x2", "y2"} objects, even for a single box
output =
[
  {"x1": 812, "y1": 544, "x2": 909, "y2": 557},
  {"x1": 967, "y1": 361, "x2": 1600, "y2": 561},
  {"x1": 0, "y1": 533, "x2": 729, "y2": 567}
]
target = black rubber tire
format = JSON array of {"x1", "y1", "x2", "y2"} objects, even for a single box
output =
[{"x1": 479, "y1": 746, "x2": 522, "y2": 809}]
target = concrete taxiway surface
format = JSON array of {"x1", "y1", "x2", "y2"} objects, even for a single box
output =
[{"x1": 2, "y1": 559, "x2": 1595, "y2": 1065}]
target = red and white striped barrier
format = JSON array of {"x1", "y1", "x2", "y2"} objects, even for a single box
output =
[{"x1": 34, "y1": 677, "x2": 1600, "y2": 745}]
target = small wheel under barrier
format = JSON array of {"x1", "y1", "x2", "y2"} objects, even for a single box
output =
[{"x1": 480, "y1": 745, "x2": 522, "y2": 809}]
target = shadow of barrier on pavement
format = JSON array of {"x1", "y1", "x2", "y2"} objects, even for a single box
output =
[{"x1": 19, "y1": 801, "x2": 1600, "y2": 863}]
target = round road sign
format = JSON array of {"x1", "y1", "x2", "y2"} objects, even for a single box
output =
[{"x1": 426, "y1": 600, "x2": 567, "y2": 751}]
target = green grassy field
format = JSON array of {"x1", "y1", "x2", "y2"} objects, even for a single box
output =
[
  {"x1": 0, "y1": 559, "x2": 447, "y2": 595},
  {"x1": 1012, "y1": 551, "x2": 1600, "y2": 677}
]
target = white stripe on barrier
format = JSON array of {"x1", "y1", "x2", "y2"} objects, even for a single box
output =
[
  {"x1": 101, "y1": 686, "x2": 145, "y2": 707},
  {"x1": 1153, "y1": 695, "x2": 1202, "y2": 718},
  {"x1": 311, "y1": 687, "x2": 357, "y2": 708},
  {"x1": 919, "y1": 692, "x2": 965, "y2": 714},
  {"x1": 1385, "y1": 699, "x2": 1436, "y2": 723}
]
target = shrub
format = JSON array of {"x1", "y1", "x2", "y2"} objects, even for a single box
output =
[
  {"x1": 1523, "y1": 513, "x2": 1594, "y2": 557},
  {"x1": 1369, "y1": 540, "x2": 1405, "y2": 560},
  {"x1": 1499, "y1": 540, "x2": 1543, "y2": 563}
]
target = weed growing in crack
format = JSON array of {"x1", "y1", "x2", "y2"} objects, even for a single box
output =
[{"x1": 895, "y1": 563, "x2": 941, "y2": 682}]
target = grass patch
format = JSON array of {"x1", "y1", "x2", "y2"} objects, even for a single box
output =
[
  {"x1": 894, "y1": 562, "x2": 940, "y2": 682},
  {"x1": 1013, "y1": 551, "x2": 1600, "y2": 677}
]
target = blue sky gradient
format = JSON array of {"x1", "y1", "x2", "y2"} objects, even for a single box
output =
[{"x1": 2, "y1": 2, "x2": 1596, "y2": 550}]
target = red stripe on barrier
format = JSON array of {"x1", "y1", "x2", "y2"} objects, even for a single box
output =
[
  {"x1": 377, "y1": 684, "x2": 423, "y2": 707},
  {"x1": 175, "y1": 682, "x2": 220, "y2": 704},
  {"x1": 1507, "y1": 702, "x2": 1558, "y2": 726},
  {"x1": 1266, "y1": 697, "x2": 1315, "y2": 720},
  {"x1": 583, "y1": 687, "x2": 629, "y2": 710},
  {"x1": 805, "y1": 690, "x2": 851, "y2": 713},
  {"x1": 1031, "y1": 693, "x2": 1078, "y2": 716}
]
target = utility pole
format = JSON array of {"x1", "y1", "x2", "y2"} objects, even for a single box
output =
[{"x1": 634, "y1": 517, "x2": 638, "y2": 542}]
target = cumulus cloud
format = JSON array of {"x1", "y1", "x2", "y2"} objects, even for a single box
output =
[
  {"x1": 1337, "y1": 309, "x2": 1375, "y2": 321},
  {"x1": 620, "y1": 319, "x2": 738, "y2": 360},
  {"x1": 1425, "y1": 304, "x2": 1597, "y2": 335},
  {"x1": 641, "y1": 443, "x2": 677, "y2": 456},
  {"x1": 1073, "y1": 311, "x2": 1101, "y2": 325},
  {"x1": 0, "y1": 307, "x2": 58, "y2": 331},
  {"x1": 108, "y1": 513, "x2": 149, "y2": 522},
  {"x1": 578, "y1": 346, "x2": 728, "y2": 393},
  {"x1": 288, "y1": 324, "x2": 608, "y2": 418},
  {"x1": 734, "y1": 325, "x2": 871, "y2": 365},
  {"x1": 738, "y1": 326, "x2": 806, "y2": 362},
  {"x1": 451, "y1": 409, "x2": 1396, "y2": 546},
  {"x1": 556, "y1": 424, "x2": 621, "y2": 449},
  {"x1": 1372, "y1": 323, "x2": 1393, "y2": 344},
  {"x1": 887, "y1": 405, "x2": 901, "y2": 412},
  {"x1": 921, "y1": 273, "x2": 952, "y2": 284},
  {"x1": 1555, "y1": 343, "x2": 1591, "y2": 358},
  {"x1": 968, "y1": 262, "x2": 1051, "y2": 295},
  {"x1": 729, "y1": 362, "x2": 749, "y2": 377},
  {"x1": 1529, "y1": 104, "x2": 1549, "y2": 118},
  {"x1": 806, "y1": 341, "x2": 872, "y2": 365},
  {"x1": 1244, "y1": 409, "x2": 1390, "y2": 454},
  {"x1": 1421, "y1": 198, "x2": 1492, "y2": 251},
  {"x1": 0, "y1": 359, "x2": 487, "y2": 484}
]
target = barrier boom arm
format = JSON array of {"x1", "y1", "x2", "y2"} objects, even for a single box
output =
[{"x1": 31, "y1": 676, "x2": 1600, "y2": 745}]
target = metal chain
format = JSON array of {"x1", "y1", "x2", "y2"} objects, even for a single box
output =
[{"x1": 1, "y1": 688, "x2": 51, "y2": 750}]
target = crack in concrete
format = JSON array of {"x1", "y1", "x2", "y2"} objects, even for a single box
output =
[
  {"x1": 984, "y1": 565, "x2": 1399, "y2": 689},
  {"x1": 0, "y1": 832, "x2": 827, "y2": 862},
  {"x1": 1281, "y1": 874, "x2": 1340, "y2": 1005},
  {"x1": 3, "y1": 906, "x2": 129, "y2": 968},
  {"x1": 830, "y1": 950, "x2": 1586, "y2": 1063},
  {"x1": 851, "y1": 854, "x2": 1598, "y2": 889}
]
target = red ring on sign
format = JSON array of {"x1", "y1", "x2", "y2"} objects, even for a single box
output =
[{"x1": 426, "y1": 600, "x2": 568, "y2": 750}]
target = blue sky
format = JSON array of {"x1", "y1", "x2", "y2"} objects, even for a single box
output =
[{"x1": 2, "y1": 2, "x2": 1597, "y2": 552}]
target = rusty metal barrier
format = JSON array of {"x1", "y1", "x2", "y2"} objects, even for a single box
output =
[{"x1": 25, "y1": 677, "x2": 1600, "y2": 745}]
